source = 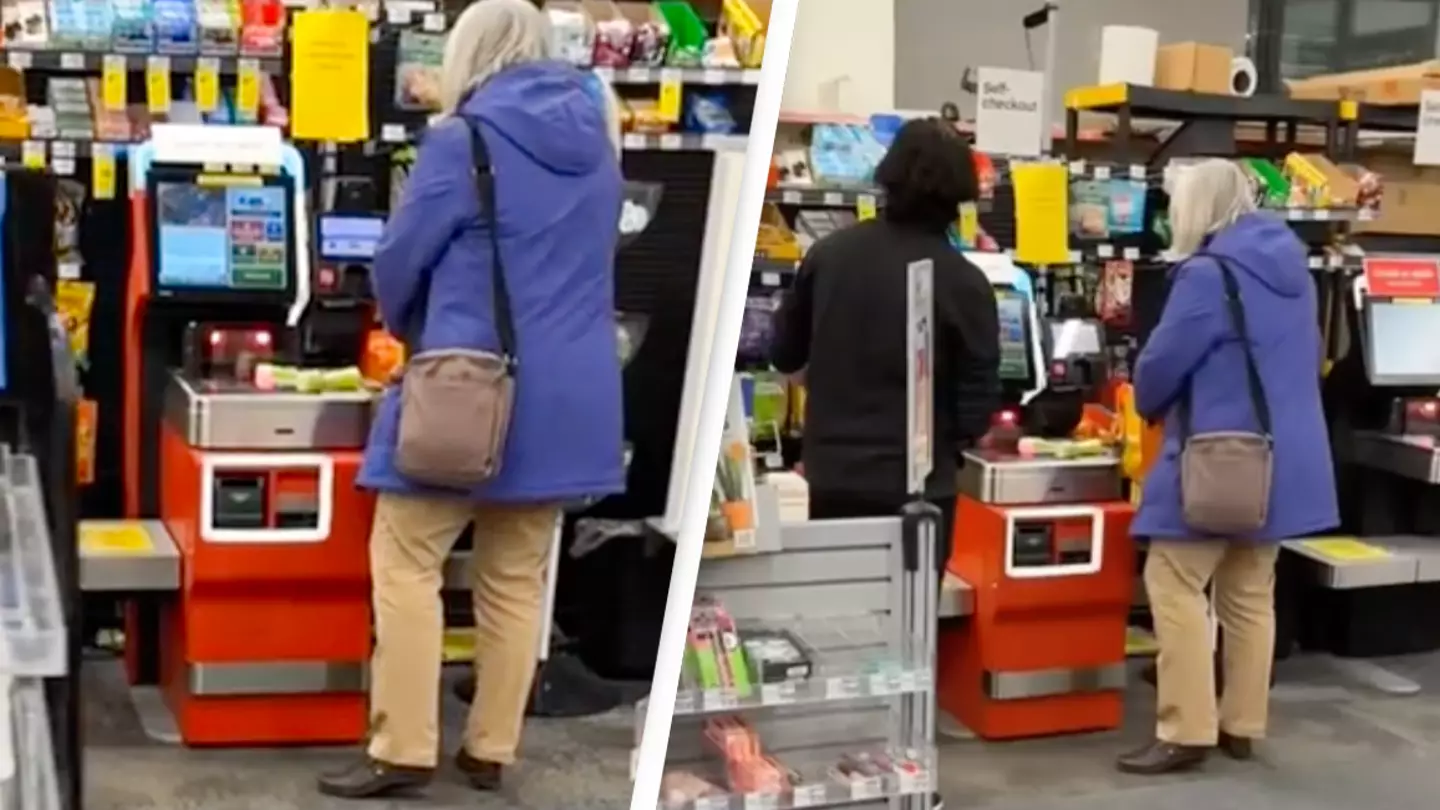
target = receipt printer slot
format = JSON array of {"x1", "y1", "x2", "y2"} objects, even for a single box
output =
[
  {"x1": 212, "y1": 474, "x2": 267, "y2": 529},
  {"x1": 1011, "y1": 522, "x2": 1054, "y2": 568}
]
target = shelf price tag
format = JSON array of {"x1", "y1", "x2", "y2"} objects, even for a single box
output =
[
  {"x1": 21, "y1": 141, "x2": 45, "y2": 170},
  {"x1": 101, "y1": 55, "x2": 128, "y2": 110},
  {"x1": 791, "y1": 784, "x2": 827, "y2": 807},
  {"x1": 856, "y1": 193, "x2": 877, "y2": 221},
  {"x1": 6, "y1": 51, "x2": 30, "y2": 70},
  {"x1": 60, "y1": 52, "x2": 85, "y2": 70},
  {"x1": 693, "y1": 795, "x2": 730, "y2": 810},
  {"x1": 422, "y1": 12, "x2": 445, "y2": 31},
  {"x1": 867, "y1": 672, "x2": 896, "y2": 696},
  {"x1": 742, "y1": 792, "x2": 779, "y2": 810},
  {"x1": 825, "y1": 675, "x2": 861, "y2": 700},
  {"x1": 896, "y1": 763, "x2": 930, "y2": 795},
  {"x1": 92, "y1": 144, "x2": 117, "y2": 200},
  {"x1": 194, "y1": 57, "x2": 220, "y2": 113},
  {"x1": 849, "y1": 776, "x2": 883, "y2": 802},
  {"x1": 657, "y1": 69, "x2": 683, "y2": 122},
  {"x1": 237, "y1": 59, "x2": 261, "y2": 122},
  {"x1": 701, "y1": 689, "x2": 738, "y2": 712},
  {"x1": 760, "y1": 681, "x2": 796, "y2": 706},
  {"x1": 673, "y1": 689, "x2": 696, "y2": 715},
  {"x1": 145, "y1": 56, "x2": 171, "y2": 114}
]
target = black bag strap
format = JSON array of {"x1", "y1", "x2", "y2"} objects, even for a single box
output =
[
  {"x1": 1177, "y1": 252, "x2": 1273, "y2": 442},
  {"x1": 463, "y1": 118, "x2": 518, "y2": 366}
]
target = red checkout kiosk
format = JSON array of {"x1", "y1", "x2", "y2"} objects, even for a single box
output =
[
  {"x1": 938, "y1": 258, "x2": 1136, "y2": 740},
  {"x1": 114, "y1": 125, "x2": 376, "y2": 745}
]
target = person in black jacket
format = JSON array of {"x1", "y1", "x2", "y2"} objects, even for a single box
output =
[{"x1": 770, "y1": 116, "x2": 1002, "y2": 598}]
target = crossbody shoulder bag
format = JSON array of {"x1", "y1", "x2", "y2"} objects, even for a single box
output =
[
  {"x1": 394, "y1": 118, "x2": 517, "y2": 488},
  {"x1": 1176, "y1": 253, "x2": 1275, "y2": 535}
]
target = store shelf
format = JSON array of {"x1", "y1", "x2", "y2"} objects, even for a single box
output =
[
  {"x1": 673, "y1": 615, "x2": 932, "y2": 717},
  {"x1": 663, "y1": 749, "x2": 934, "y2": 810},
  {"x1": 0, "y1": 452, "x2": 66, "y2": 678},
  {"x1": 1, "y1": 47, "x2": 282, "y2": 74},
  {"x1": 1065, "y1": 84, "x2": 1341, "y2": 123},
  {"x1": 767, "y1": 186, "x2": 882, "y2": 208},
  {"x1": 374, "y1": 122, "x2": 746, "y2": 153},
  {"x1": 596, "y1": 66, "x2": 762, "y2": 86},
  {"x1": 0, "y1": 677, "x2": 61, "y2": 810}
]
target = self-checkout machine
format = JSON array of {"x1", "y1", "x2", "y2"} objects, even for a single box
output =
[
  {"x1": 98, "y1": 124, "x2": 375, "y2": 745},
  {"x1": 1281, "y1": 256, "x2": 1440, "y2": 694},
  {"x1": 935, "y1": 251, "x2": 1135, "y2": 740}
]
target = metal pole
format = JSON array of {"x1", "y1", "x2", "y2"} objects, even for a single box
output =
[{"x1": 1041, "y1": 2, "x2": 1060, "y2": 154}]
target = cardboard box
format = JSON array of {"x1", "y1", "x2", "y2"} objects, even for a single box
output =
[
  {"x1": 1154, "y1": 42, "x2": 1234, "y2": 94},
  {"x1": 1286, "y1": 61, "x2": 1440, "y2": 105},
  {"x1": 1358, "y1": 181, "x2": 1440, "y2": 237}
]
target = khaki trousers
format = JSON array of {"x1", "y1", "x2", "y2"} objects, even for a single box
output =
[
  {"x1": 1145, "y1": 540, "x2": 1279, "y2": 746},
  {"x1": 366, "y1": 492, "x2": 559, "y2": 768}
]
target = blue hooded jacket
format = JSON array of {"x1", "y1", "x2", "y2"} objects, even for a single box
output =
[
  {"x1": 1132, "y1": 213, "x2": 1338, "y2": 541},
  {"x1": 358, "y1": 61, "x2": 626, "y2": 503}
]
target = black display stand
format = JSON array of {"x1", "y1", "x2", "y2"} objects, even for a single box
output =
[{"x1": 2, "y1": 169, "x2": 81, "y2": 809}]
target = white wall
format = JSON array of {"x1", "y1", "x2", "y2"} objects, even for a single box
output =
[
  {"x1": 894, "y1": 0, "x2": 1251, "y2": 118},
  {"x1": 781, "y1": 0, "x2": 895, "y2": 115}
]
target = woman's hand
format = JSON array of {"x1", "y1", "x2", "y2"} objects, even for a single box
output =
[{"x1": 402, "y1": 67, "x2": 441, "y2": 109}]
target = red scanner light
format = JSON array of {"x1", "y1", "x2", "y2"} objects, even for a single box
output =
[{"x1": 252, "y1": 330, "x2": 273, "y2": 348}]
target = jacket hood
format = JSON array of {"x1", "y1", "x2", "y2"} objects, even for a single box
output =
[
  {"x1": 1200, "y1": 212, "x2": 1309, "y2": 299},
  {"x1": 462, "y1": 61, "x2": 610, "y2": 176}
]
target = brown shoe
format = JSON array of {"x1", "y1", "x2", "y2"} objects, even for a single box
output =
[
  {"x1": 316, "y1": 757, "x2": 433, "y2": 799},
  {"x1": 1116, "y1": 741, "x2": 1208, "y2": 775},
  {"x1": 1218, "y1": 731, "x2": 1254, "y2": 760},
  {"x1": 455, "y1": 748, "x2": 503, "y2": 791}
]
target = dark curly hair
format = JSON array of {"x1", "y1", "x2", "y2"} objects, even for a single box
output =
[{"x1": 873, "y1": 118, "x2": 979, "y2": 234}]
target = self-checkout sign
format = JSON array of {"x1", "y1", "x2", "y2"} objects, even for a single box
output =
[{"x1": 1364, "y1": 258, "x2": 1440, "y2": 298}]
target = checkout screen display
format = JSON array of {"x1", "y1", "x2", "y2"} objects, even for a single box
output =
[
  {"x1": 996, "y1": 291, "x2": 1031, "y2": 381},
  {"x1": 1368, "y1": 301, "x2": 1440, "y2": 383},
  {"x1": 156, "y1": 183, "x2": 289, "y2": 291},
  {"x1": 319, "y1": 215, "x2": 385, "y2": 261}
]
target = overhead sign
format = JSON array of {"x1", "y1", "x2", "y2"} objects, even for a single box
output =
[
  {"x1": 1363, "y1": 257, "x2": 1440, "y2": 299},
  {"x1": 975, "y1": 67, "x2": 1045, "y2": 157}
]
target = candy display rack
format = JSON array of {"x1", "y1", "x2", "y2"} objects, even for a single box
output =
[{"x1": 645, "y1": 516, "x2": 937, "y2": 810}]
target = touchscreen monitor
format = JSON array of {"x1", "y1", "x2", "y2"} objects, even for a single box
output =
[
  {"x1": 1365, "y1": 300, "x2": 1440, "y2": 386},
  {"x1": 995, "y1": 288, "x2": 1033, "y2": 384},
  {"x1": 319, "y1": 214, "x2": 386, "y2": 262},
  {"x1": 154, "y1": 180, "x2": 290, "y2": 293}
]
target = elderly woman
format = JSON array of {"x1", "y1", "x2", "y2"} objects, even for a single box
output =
[
  {"x1": 1119, "y1": 160, "x2": 1337, "y2": 775},
  {"x1": 318, "y1": 0, "x2": 625, "y2": 798}
]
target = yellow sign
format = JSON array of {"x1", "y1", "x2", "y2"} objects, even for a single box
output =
[
  {"x1": 195, "y1": 58, "x2": 220, "y2": 113},
  {"x1": 21, "y1": 141, "x2": 44, "y2": 169},
  {"x1": 80, "y1": 522, "x2": 154, "y2": 555},
  {"x1": 91, "y1": 144, "x2": 116, "y2": 200},
  {"x1": 146, "y1": 55, "x2": 171, "y2": 114},
  {"x1": 290, "y1": 9, "x2": 371, "y2": 141},
  {"x1": 658, "y1": 74, "x2": 682, "y2": 123},
  {"x1": 1011, "y1": 162, "x2": 1072, "y2": 266},
  {"x1": 1301, "y1": 537, "x2": 1391, "y2": 562},
  {"x1": 236, "y1": 58, "x2": 261, "y2": 122},
  {"x1": 101, "y1": 55, "x2": 127, "y2": 111},
  {"x1": 856, "y1": 194, "x2": 877, "y2": 222}
]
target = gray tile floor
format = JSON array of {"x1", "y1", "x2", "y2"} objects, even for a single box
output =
[{"x1": 82, "y1": 652, "x2": 1440, "y2": 809}]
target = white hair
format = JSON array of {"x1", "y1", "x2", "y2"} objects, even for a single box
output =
[
  {"x1": 439, "y1": 0, "x2": 623, "y2": 155},
  {"x1": 1168, "y1": 159, "x2": 1257, "y2": 258}
]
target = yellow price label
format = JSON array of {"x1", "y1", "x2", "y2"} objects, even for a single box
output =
[
  {"x1": 957, "y1": 202, "x2": 979, "y2": 246},
  {"x1": 657, "y1": 69, "x2": 682, "y2": 122},
  {"x1": 79, "y1": 522, "x2": 154, "y2": 555},
  {"x1": 21, "y1": 141, "x2": 45, "y2": 170},
  {"x1": 101, "y1": 55, "x2": 127, "y2": 111},
  {"x1": 237, "y1": 58, "x2": 260, "y2": 121},
  {"x1": 92, "y1": 144, "x2": 116, "y2": 201},
  {"x1": 1301, "y1": 537, "x2": 1391, "y2": 562},
  {"x1": 856, "y1": 194, "x2": 877, "y2": 221},
  {"x1": 145, "y1": 55, "x2": 171, "y2": 113},
  {"x1": 195, "y1": 57, "x2": 219, "y2": 113}
]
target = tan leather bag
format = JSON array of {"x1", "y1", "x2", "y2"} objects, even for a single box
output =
[
  {"x1": 394, "y1": 120, "x2": 517, "y2": 488},
  {"x1": 1177, "y1": 254, "x2": 1274, "y2": 535}
]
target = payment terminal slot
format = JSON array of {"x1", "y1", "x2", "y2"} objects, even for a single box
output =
[{"x1": 304, "y1": 212, "x2": 385, "y2": 367}]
